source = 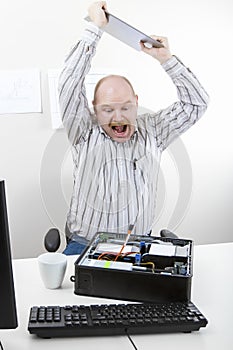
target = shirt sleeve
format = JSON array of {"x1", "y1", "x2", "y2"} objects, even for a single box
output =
[
  {"x1": 58, "y1": 23, "x2": 103, "y2": 145},
  {"x1": 152, "y1": 55, "x2": 210, "y2": 150}
]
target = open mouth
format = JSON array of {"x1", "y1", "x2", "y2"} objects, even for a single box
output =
[{"x1": 110, "y1": 122, "x2": 129, "y2": 136}]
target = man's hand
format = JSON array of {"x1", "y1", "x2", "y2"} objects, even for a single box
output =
[
  {"x1": 140, "y1": 36, "x2": 172, "y2": 64},
  {"x1": 88, "y1": 1, "x2": 108, "y2": 28}
]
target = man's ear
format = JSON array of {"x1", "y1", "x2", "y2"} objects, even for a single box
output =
[{"x1": 92, "y1": 100, "x2": 97, "y2": 114}]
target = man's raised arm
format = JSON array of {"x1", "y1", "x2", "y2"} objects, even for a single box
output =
[
  {"x1": 141, "y1": 36, "x2": 209, "y2": 149},
  {"x1": 58, "y1": 2, "x2": 108, "y2": 145}
]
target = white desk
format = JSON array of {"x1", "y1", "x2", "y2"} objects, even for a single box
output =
[{"x1": 1, "y1": 242, "x2": 233, "y2": 350}]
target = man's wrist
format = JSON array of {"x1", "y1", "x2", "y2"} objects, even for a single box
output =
[
  {"x1": 86, "y1": 21, "x2": 103, "y2": 34},
  {"x1": 81, "y1": 22, "x2": 103, "y2": 44},
  {"x1": 158, "y1": 54, "x2": 173, "y2": 65}
]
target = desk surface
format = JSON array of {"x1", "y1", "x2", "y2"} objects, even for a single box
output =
[{"x1": 1, "y1": 242, "x2": 233, "y2": 350}]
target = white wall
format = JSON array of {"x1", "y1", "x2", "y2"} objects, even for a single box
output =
[{"x1": 0, "y1": 0, "x2": 232, "y2": 258}]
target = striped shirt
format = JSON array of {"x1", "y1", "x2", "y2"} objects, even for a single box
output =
[{"x1": 59, "y1": 23, "x2": 209, "y2": 240}]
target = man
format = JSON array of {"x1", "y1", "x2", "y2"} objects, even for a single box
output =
[{"x1": 59, "y1": 1, "x2": 209, "y2": 255}]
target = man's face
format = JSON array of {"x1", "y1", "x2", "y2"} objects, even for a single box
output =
[{"x1": 93, "y1": 76, "x2": 138, "y2": 143}]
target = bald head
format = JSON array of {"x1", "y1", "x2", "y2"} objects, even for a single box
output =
[{"x1": 93, "y1": 75, "x2": 136, "y2": 105}]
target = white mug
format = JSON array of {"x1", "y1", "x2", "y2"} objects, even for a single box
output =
[{"x1": 38, "y1": 252, "x2": 67, "y2": 289}]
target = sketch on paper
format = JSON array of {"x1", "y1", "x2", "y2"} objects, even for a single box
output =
[{"x1": 0, "y1": 69, "x2": 41, "y2": 114}]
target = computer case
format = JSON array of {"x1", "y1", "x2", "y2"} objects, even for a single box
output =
[{"x1": 74, "y1": 232, "x2": 193, "y2": 303}]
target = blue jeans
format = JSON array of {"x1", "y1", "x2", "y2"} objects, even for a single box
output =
[
  {"x1": 62, "y1": 230, "x2": 89, "y2": 255},
  {"x1": 63, "y1": 240, "x2": 87, "y2": 255}
]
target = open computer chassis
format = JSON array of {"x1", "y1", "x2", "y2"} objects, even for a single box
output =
[{"x1": 74, "y1": 232, "x2": 193, "y2": 303}]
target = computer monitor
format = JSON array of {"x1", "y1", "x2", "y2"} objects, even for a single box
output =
[{"x1": 0, "y1": 180, "x2": 18, "y2": 329}]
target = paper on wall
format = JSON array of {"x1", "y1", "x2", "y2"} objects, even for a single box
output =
[{"x1": 0, "y1": 69, "x2": 41, "y2": 114}]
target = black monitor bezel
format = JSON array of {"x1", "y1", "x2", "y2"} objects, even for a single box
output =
[{"x1": 0, "y1": 180, "x2": 18, "y2": 329}]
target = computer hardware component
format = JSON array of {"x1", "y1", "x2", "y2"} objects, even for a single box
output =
[
  {"x1": 28, "y1": 301, "x2": 208, "y2": 338},
  {"x1": 74, "y1": 232, "x2": 193, "y2": 303}
]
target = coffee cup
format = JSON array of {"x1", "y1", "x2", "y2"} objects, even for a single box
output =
[{"x1": 38, "y1": 252, "x2": 67, "y2": 289}]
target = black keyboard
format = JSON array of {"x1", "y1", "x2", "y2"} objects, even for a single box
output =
[{"x1": 28, "y1": 301, "x2": 208, "y2": 338}]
